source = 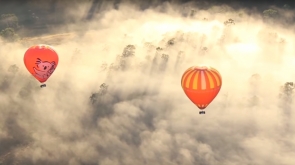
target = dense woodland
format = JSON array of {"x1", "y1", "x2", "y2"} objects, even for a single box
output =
[
  {"x1": 0, "y1": 0, "x2": 294, "y2": 39},
  {"x1": 0, "y1": 1, "x2": 295, "y2": 164}
]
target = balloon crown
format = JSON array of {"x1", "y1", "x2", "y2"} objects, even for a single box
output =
[
  {"x1": 30, "y1": 44, "x2": 55, "y2": 52},
  {"x1": 193, "y1": 66, "x2": 209, "y2": 70}
]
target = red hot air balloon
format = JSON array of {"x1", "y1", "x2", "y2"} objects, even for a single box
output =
[
  {"x1": 181, "y1": 66, "x2": 222, "y2": 114},
  {"x1": 24, "y1": 44, "x2": 59, "y2": 88}
]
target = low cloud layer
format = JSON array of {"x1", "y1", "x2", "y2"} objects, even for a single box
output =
[{"x1": 0, "y1": 1, "x2": 295, "y2": 165}]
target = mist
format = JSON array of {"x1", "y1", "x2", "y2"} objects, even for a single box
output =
[{"x1": 0, "y1": 0, "x2": 295, "y2": 165}]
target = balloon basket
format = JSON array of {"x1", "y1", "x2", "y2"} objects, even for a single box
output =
[
  {"x1": 199, "y1": 111, "x2": 205, "y2": 115},
  {"x1": 40, "y1": 84, "x2": 46, "y2": 88}
]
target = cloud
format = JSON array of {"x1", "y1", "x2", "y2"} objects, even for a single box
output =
[{"x1": 0, "y1": 1, "x2": 295, "y2": 165}]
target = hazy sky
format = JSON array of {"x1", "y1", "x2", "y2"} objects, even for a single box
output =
[{"x1": 0, "y1": 1, "x2": 295, "y2": 165}]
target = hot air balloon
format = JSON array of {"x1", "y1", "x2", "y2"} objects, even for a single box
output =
[
  {"x1": 181, "y1": 66, "x2": 222, "y2": 114},
  {"x1": 24, "y1": 44, "x2": 59, "y2": 88}
]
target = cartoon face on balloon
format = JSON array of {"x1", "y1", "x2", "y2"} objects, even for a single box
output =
[
  {"x1": 33, "y1": 58, "x2": 56, "y2": 79},
  {"x1": 23, "y1": 44, "x2": 59, "y2": 83}
]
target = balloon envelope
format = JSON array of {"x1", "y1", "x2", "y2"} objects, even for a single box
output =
[
  {"x1": 24, "y1": 44, "x2": 59, "y2": 83},
  {"x1": 181, "y1": 66, "x2": 222, "y2": 110}
]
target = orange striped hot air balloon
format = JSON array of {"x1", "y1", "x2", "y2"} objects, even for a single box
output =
[{"x1": 181, "y1": 66, "x2": 222, "y2": 114}]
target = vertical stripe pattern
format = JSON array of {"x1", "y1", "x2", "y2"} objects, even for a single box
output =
[{"x1": 181, "y1": 66, "x2": 222, "y2": 90}]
